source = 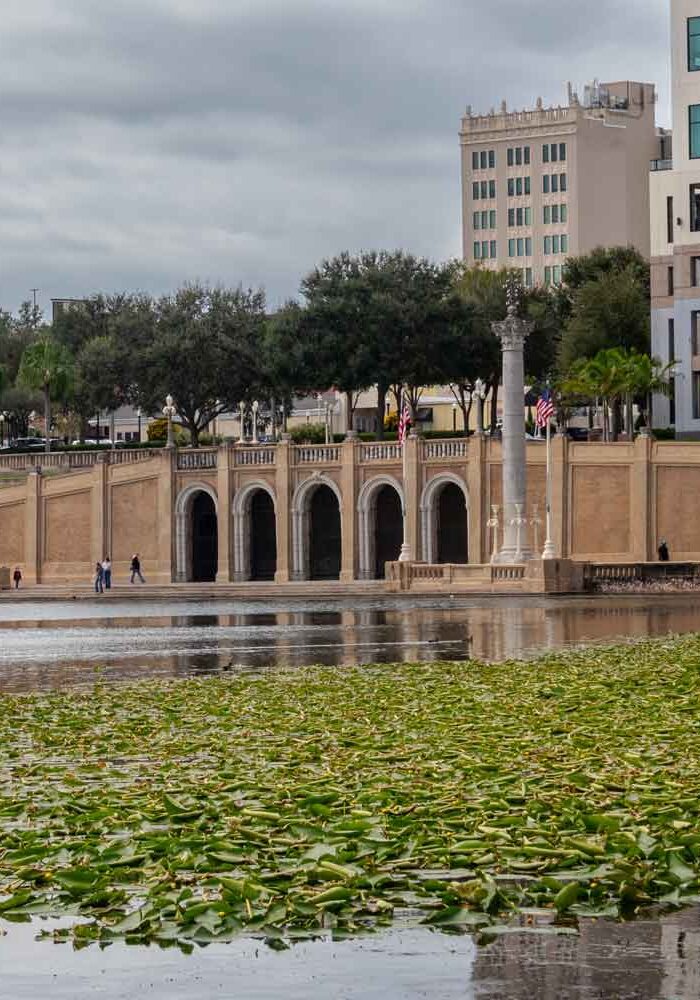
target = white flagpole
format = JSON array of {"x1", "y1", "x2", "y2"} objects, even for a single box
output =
[
  {"x1": 542, "y1": 414, "x2": 556, "y2": 560},
  {"x1": 399, "y1": 391, "x2": 412, "y2": 562}
]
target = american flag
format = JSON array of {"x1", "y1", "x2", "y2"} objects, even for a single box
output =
[
  {"x1": 535, "y1": 388, "x2": 555, "y2": 429},
  {"x1": 398, "y1": 392, "x2": 412, "y2": 444}
]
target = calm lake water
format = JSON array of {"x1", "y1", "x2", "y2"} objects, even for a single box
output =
[{"x1": 3, "y1": 592, "x2": 700, "y2": 997}]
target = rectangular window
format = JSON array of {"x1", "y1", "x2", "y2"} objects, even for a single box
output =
[
  {"x1": 517, "y1": 238, "x2": 524, "y2": 257},
  {"x1": 689, "y1": 16, "x2": 700, "y2": 71},
  {"x1": 559, "y1": 143, "x2": 567, "y2": 162},
  {"x1": 524, "y1": 176, "x2": 531, "y2": 195},
  {"x1": 690, "y1": 105, "x2": 700, "y2": 158},
  {"x1": 480, "y1": 151, "x2": 487, "y2": 169},
  {"x1": 490, "y1": 240, "x2": 497, "y2": 259},
  {"x1": 525, "y1": 237, "x2": 532, "y2": 256},
  {"x1": 551, "y1": 143, "x2": 558, "y2": 163},
  {"x1": 543, "y1": 205, "x2": 551, "y2": 224},
  {"x1": 472, "y1": 151, "x2": 479, "y2": 170},
  {"x1": 481, "y1": 241, "x2": 489, "y2": 259},
  {"x1": 544, "y1": 266, "x2": 552, "y2": 285},
  {"x1": 693, "y1": 256, "x2": 700, "y2": 285},
  {"x1": 544, "y1": 236, "x2": 552, "y2": 255},
  {"x1": 670, "y1": 317, "x2": 677, "y2": 360},
  {"x1": 524, "y1": 146, "x2": 531, "y2": 165},
  {"x1": 560, "y1": 173, "x2": 567, "y2": 192},
  {"x1": 552, "y1": 205, "x2": 560, "y2": 224},
  {"x1": 693, "y1": 373, "x2": 700, "y2": 420},
  {"x1": 693, "y1": 370, "x2": 700, "y2": 419},
  {"x1": 508, "y1": 239, "x2": 516, "y2": 258},
  {"x1": 552, "y1": 174, "x2": 559, "y2": 194},
  {"x1": 561, "y1": 204, "x2": 568, "y2": 223},
  {"x1": 508, "y1": 178, "x2": 515, "y2": 197},
  {"x1": 543, "y1": 144, "x2": 549, "y2": 163},
  {"x1": 691, "y1": 183, "x2": 700, "y2": 231},
  {"x1": 489, "y1": 180, "x2": 496, "y2": 198},
  {"x1": 516, "y1": 207, "x2": 524, "y2": 226},
  {"x1": 480, "y1": 181, "x2": 488, "y2": 199},
  {"x1": 489, "y1": 210, "x2": 497, "y2": 229},
  {"x1": 691, "y1": 313, "x2": 699, "y2": 356},
  {"x1": 508, "y1": 208, "x2": 515, "y2": 227},
  {"x1": 474, "y1": 242, "x2": 481, "y2": 259},
  {"x1": 507, "y1": 147, "x2": 514, "y2": 167},
  {"x1": 515, "y1": 147, "x2": 522, "y2": 166},
  {"x1": 489, "y1": 150, "x2": 495, "y2": 169},
  {"x1": 473, "y1": 182, "x2": 480, "y2": 200},
  {"x1": 516, "y1": 177, "x2": 523, "y2": 196},
  {"x1": 525, "y1": 267, "x2": 533, "y2": 287},
  {"x1": 668, "y1": 266, "x2": 675, "y2": 296},
  {"x1": 543, "y1": 175, "x2": 550, "y2": 194},
  {"x1": 473, "y1": 212, "x2": 480, "y2": 230},
  {"x1": 524, "y1": 207, "x2": 532, "y2": 226},
  {"x1": 561, "y1": 234, "x2": 568, "y2": 253},
  {"x1": 552, "y1": 235, "x2": 560, "y2": 254},
  {"x1": 553, "y1": 265, "x2": 562, "y2": 284},
  {"x1": 479, "y1": 210, "x2": 487, "y2": 228}
]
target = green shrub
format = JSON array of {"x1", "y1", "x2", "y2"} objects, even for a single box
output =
[{"x1": 289, "y1": 423, "x2": 327, "y2": 444}]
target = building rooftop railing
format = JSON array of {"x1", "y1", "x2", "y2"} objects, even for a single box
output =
[{"x1": 650, "y1": 158, "x2": 673, "y2": 171}]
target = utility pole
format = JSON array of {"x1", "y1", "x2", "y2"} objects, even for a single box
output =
[{"x1": 30, "y1": 289, "x2": 40, "y2": 328}]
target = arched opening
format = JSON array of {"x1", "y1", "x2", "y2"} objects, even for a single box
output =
[
  {"x1": 191, "y1": 492, "x2": 218, "y2": 582},
  {"x1": 250, "y1": 490, "x2": 277, "y2": 581},
  {"x1": 309, "y1": 485, "x2": 341, "y2": 580},
  {"x1": 374, "y1": 485, "x2": 403, "y2": 579},
  {"x1": 437, "y1": 483, "x2": 468, "y2": 564}
]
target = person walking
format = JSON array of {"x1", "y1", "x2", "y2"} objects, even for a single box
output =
[
  {"x1": 658, "y1": 539, "x2": 670, "y2": 562},
  {"x1": 12, "y1": 567, "x2": 22, "y2": 590},
  {"x1": 102, "y1": 556, "x2": 112, "y2": 590},
  {"x1": 94, "y1": 561, "x2": 104, "y2": 594},
  {"x1": 130, "y1": 553, "x2": 145, "y2": 584}
]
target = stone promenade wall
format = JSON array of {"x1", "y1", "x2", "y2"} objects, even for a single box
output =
[{"x1": 0, "y1": 435, "x2": 697, "y2": 584}]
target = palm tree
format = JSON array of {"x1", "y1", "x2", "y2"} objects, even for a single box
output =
[{"x1": 18, "y1": 337, "x2": 73, "y2": 453}]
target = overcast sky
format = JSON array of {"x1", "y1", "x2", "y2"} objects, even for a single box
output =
[{"x1": 0, "y1": 0, "x2": 670, "y2": 315}]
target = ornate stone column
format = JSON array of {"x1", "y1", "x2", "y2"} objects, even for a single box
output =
[{"x1": 492, "y1": 285, "x2": 534, "y2": 563}]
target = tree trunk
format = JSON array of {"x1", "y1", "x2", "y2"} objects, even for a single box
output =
[
  {"x1": 190, "y1": 423, "x2": 199, "y2": 449},
  {"x1": 345, "y1": 391, "x2": 354, "y2": 433},
  {"x1": 44, "y1": 384, "x2": 51, "y2": 453},
  {"x1": 375, "y1": 381, "x2": 388, "y2": 440}
]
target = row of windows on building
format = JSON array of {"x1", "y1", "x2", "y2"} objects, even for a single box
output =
[
  {"x1": 470, "y1": 144, "x2": 567, "y2": 170},
  {"x1": 472, "y1": 205, "x2": 569, "y2": 232},
  {"x1": 472, "y1": 173, "x2": 568, "y2": 201},
  {"x1": 473, "y1": 235, "x2": 569, "y2": 260},
  {"x1": 544, "y1": 266, "x2": 563, "y2": 286}
]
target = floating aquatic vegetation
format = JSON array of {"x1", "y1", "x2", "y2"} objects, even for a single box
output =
[{"x1": 2, "y1": 636, "x2": 700, "y2": 948}]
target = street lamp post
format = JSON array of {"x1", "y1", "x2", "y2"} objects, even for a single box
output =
[
  {"x1": 163, "y1": 394, "x2": 177, "y2": 449},
  {"x1": 136, "y1": 408, "x2": 142, "y2": 443},
  {"x1": 0, "y1": 412, "x2": 5, "y2": 448},
  {"x1": 452, "y1": 402, "x2": 457, "y2": 434},
  {"x1": 474, "y1": 379, "x2": 487, "y2": 436},
  {"x1": 239, "y1": 401, "x2": 246, "y2": 443},
  {"x1": 252, "y1": 401, "x2": 259, "y2": 445}
]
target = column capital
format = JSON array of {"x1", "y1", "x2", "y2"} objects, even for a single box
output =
[{"x1": 491, "y1": 315, "x2": 535, "y2": 351}]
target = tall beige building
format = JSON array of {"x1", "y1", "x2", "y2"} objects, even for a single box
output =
[
  {"x1": 651, "y1": 0, "x2": 700, "y2": 437},
  {"x1": 460, "y1": 82, "x2": 659, "y2": 288}
]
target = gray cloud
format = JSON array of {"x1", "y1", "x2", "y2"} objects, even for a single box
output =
[{"x1": 0, "y1": 0, "x2": 669, "y2": 313}]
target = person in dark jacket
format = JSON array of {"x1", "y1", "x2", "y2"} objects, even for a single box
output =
[
  {"x1": 130, "y1": 554, "x2": 145, "y2": 584},
  {"x1": 94, "y1": 561, "x2": 104, "y2": 593},
  {"x1": 12, "y1": 567, "x2": 22, "y2": 590},
  {"x1": 658, "y1": 540, "x2": 670, "y2": 562}
]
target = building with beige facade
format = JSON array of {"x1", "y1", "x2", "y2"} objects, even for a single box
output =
[
  {"x1": 461, "y1": 81, "x2": 660, "y2": 288},
  {"x1": 651, "y1": 0, "x2": 700, "y2": 437}
]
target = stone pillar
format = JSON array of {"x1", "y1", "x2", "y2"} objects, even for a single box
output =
[
  {"x1": 631, "y1": 433, "x2": 652, "y2": 561},
  {"x1": 492, "y1": 297, "x2": 534, "y2": 563},
  {"x1": 340, "y1": 436, "x2": 357, "y2": 582},
  {"x1": 551, "y1": 433, "x2": 569, "y2": 558},
  {"x1": 275, "y1": 437, "x2": 291, "y2": 583},
  {"x1": 404, "y1": 433, "x2": 421, "y2": 560},
  {"x1": 467, "y1": 433, "x2": 486, "y2": 563},
  {"x1": 158, "y1": 447, "x2": 177, "y2": 583},
  {"x1": 216, "y1": 444, "x2": 232, "y2": 583},
  {"x1": 24, "y1": 469, "x2": 41, "y2": 585},
  {"x1": 92, "y1": 454, "x2": 109, "y2": 563}
]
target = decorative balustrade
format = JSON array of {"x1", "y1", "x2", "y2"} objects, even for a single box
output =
[
  {"x1": 234, "y1": 447, "x2": 276, "y2": 467},
  {"x1": 360, "y1": 443, "x2": 401, "y2": 463},
  {"x1": 491, "y1": 565, "x2": 526, "y2": 582},
  {"x1": 423, "y1": 439, "x2": 468, "y2": 461},
  {"x1": 107, "y1": 450, "x2": 159, "y2": 466},
  {"x1": 177, "y1": 449, "x2": 218, "y2": 471},
  {"x1": 294, "y1": 445, "x2": 342, "y2": 465},
  {"x1": 0, "y1": 449, "x2": 159, "y2": 472}
]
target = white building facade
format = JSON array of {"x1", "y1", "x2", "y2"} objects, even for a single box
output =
[{"x1": 651, "y1": 0, "x2": 700, "y2": 437}]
